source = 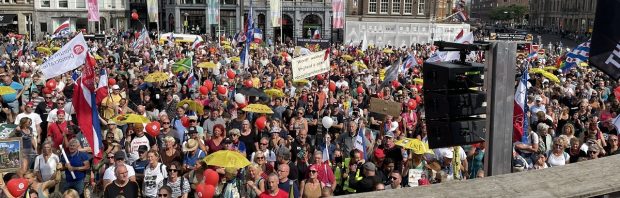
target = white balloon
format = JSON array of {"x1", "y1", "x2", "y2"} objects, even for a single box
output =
[
  {"x1": 234, "y1": 93, "x2": 246, "y2": 104},
  {"x1": 322, "y1": 116, "x2": 334, "y2": 129}
]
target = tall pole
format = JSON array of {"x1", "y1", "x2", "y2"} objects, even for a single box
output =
[{"x1": 280, "y1": 0, "x2": 283, "y2": 45}]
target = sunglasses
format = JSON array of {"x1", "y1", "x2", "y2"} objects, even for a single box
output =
[
  {"x1": 163, "y1": 122, "x2": 170, "y2": 124},
  {"x1": 158, "y1": 194, "x2": 169, "y2": 197},
  {"x1": 260, "y1": 143, "x2": 268, "y2": 145},
  {"x1": 390, "y1": 176, "x2": 398, "y2": 180},
  {"x1": 168, "y1": 169, "x2": 179, "y2": 172},
  {"x1": 107, "y1": 156, "x2": 115, "y2": 159},
  {"x1": 256, "y1": 157, "x2": 265, "y2": 159},
  {"x1": 309, "y1": 170, "x2": 317, "y2": 173}
]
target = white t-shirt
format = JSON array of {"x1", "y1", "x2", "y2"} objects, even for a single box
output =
[
  {"x1": 547, "y1": 151, "x2": 569, "y2": 167},
  {"x1": 128, "y1": 135, "x2": 151, "y2": 164},
  {"x1": 167, "y1": 176, "x2": 190, "y2": 198},
  {"x1": 33, "y1": 154, "x2": 60, "y2": 181},
  {"x1": 144, "y1": 163, "x2": 167, "y2": 198},
  {"x1": 14, "y1": 112, "x2": 42, "y2": 139},
  {"x1": 103, "y1": 163, "x2": 136, "y2": 181},
  {"x1": 46, "y1": 108, "x2": 72, "y2": 122}
]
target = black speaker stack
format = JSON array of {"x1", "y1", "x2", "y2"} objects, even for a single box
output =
[{"x1": 423, "y1": 61, "x2": 487, "y2": 149}]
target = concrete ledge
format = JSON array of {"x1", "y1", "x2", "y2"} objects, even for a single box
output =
[{"x1": 340, "y1": 154, "x2": 620, "y2": 198}]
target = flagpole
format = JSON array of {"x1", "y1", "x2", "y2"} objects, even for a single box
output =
[{"x1": 280, "y1": 0, "x2": 283, "y2": 45}]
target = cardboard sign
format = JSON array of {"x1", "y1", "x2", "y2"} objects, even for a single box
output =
[
  {"x1": 408, "y1": 169, "x2": 424, "y2": 187},
  {"x1": 369, "y1": 97, "x2": 402, "y2": 117},
  {"x1": 291, "y1": 50, "x2": 330, "y2": 80}
]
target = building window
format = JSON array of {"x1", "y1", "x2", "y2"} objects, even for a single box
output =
[
  {"x1": 41, "y1": 0, "x2": 50, "y2": 7},
  {"x1": 380, "y1": 0, "x2": 388, "y2": 13},
  {"x1": 76, "y1": 0, "x2": 85, "y2": 8},
  {"x1": 392, "y1": 0, "x2": 400, "y2": 14},
  {"x1": 417, "y1": 0, "x2": 424, "y2": 15},
  {"x1": 40, "y1": 23, "x2": 47, "y2": 32},
  {"x1": 58, "y1": 0, "x2": 68, "y2": 7},
  {"x1": 403, "y1": 0, "x2": 412, "y2": 14},
  {"x1": 368, "y1": 0, "x2": 377, "y2": 13}
]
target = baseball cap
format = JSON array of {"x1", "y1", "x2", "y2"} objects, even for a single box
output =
[
  {"x1": 112, "y1": 85, "x2": 120, "y2": 90},
  {"x1": 138, "y1": 145, "x2": 149, "y2": 153},
  {"x1": 363, "y1": 162, "x2": 377, "y2": 171},
  {"x1": 384, "y1": 131, "x2": 395, "y2": 138},
  {"x1": 188, "y1": 126, "x2": 198, "y2": 134},
  {"x1": 188, "y1": 115, "x2": 198, "y2": 120},
  {"x1": 535, "y1": 95, "x2": 542, "y2": 101},
  {"x1": 26, "y1": 101, "x2": 34, "y2": 107},
  {"x1": 374, "y1": 149, "x2": 385, "y2": 159},
  {"x1": 57, "y1": 109, "x2": 65, "y2": 115}
]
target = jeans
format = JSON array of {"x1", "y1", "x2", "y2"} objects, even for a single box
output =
[{"x1": 63, "y1": 179, "x2": 85, "y2": 195}]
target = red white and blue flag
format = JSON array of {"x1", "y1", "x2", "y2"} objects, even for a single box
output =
[
  {"x1": 52, "y1": 19, "x2": 71, "y2": 38},
  {"x1": 513, "y1": 65, "x2": 529, "y2": 142},
  {"x1": 95, "y1": 68, "x2": 108, "y2": 106},
  {"x1": 527, "y1": 51, "x2": 538, "y2": 60},
  {"x1": 72, "y1": 53, "x2": 103, "y2": 164},
  {"x1": 191, "y1": 37, "x2": 202, "y2": 49},
  {"x1": 253, "y1": 28, "x2": 263, "y2": 43},
  {"x1": 400, "y1": 55, "x2": 416, "y2": 72}
]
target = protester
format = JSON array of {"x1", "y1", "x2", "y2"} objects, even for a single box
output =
[{"x1": 103, "y1": 164, "x2": 140, "y2": 198}]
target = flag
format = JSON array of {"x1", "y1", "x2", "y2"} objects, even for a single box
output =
[
  {"x1": 400, "y1": 55, "x2": 416, "y2": 72},
  {"x1": 16, "y1": 41, "x2": 26, "y2": 57},
  {"x1": 354, "y1": 128, "x2": 367, "y2": 160},
  {"x1": 456, "y1": 11, "x2": 469, "y2": 22},
  {"x1": 527, "y1": 51, "x2": 538, "y2": 60},
  {"x1": 426, "y1": 31, "x2": 474, "y2": 63},
  {"x1": 41, "y1": 33, "x2": 88, "y2": 80},
  {"x1": 332, "y1": 0, "x2": 345, "y2": 29},
  {"x1": 590, "y1": 0, "x2": 620, "y2": 80},
  {"x1": 72, "y1": 53, "x2": 104, "y2": 165},
  {"x1": 270, "y1": 0, "x2": 281, "y2": 27},
  {"x1": 191, "y1": 37, "x2": 202, "y2": 49},
  {"x1": 147, "y1": 0, "x2": 159, "y2": 22},
  {"x1": 253, "y1": 28, "x2": 263, "y2": 43},
  {"x1": 172, "y1": 58, "x2": 192, "y2": 73},
  {"x1": 52, "y1": 19, "x2": 71, "y2": 38},
  {"x1": 361, "y1": 32, "x2": 368, "y2": 51},
  {"x1": 241, "y1": 2, "x2": 254, "y2": 69},
  {"x1": 380, "y1": 60, "x2": 401, "y2": 88},
  {"x1": 187, "y1": 71, "x2": 197, "y2": 88},
  {"x1": 513, "y1": 65, "x2": 528, "y2": 142},
  {"x1": 207, "y1": 0, "x2": 220, "y2": 24},
  {"x1": 313, "y1": 29, "x2": 321, "y2": 39},
  {"x1": 87, "y1": 0, "x2": 100, "y2": 22},
  {"x1": 95, "y1": 69, "x2": 108, "y2": 106},
  {"x1": 453, "y1": 0, "x2": 468, "y2": 22},
  {"x1": 168, "y1": 32, "x2": 175, "y2": 47},
  {"x1": 132, "y1": 27, "x2": 150, "y2": 49},
  {"x1": 562, "y1": 39, "x2": 591, "y2": 72}
]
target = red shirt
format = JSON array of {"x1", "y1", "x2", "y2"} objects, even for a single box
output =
[
  {"x1": 259, "y1": 190, "x2": 289, "y2": 198},
  {"x1": 315, "y1": 161, "x2": 336, "y2": 186},
  {"x1": 47, "y1": 121, "x2": 68, "y2": 149}
]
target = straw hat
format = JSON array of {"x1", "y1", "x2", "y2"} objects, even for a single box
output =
[{"x1": 183, "y1": 139, "x2": 199, "y2": 152}]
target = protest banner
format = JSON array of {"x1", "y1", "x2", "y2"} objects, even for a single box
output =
[
  {"x1": 40, "y1": 33, "x2": 88, "y2": 80},
  {"x1": 291, "y1": 50, "x2": 329, "y2": 81}
]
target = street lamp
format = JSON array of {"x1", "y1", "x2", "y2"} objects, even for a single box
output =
[{"x1": 184, "y1": 13, "x2": 189, "y2": 33}]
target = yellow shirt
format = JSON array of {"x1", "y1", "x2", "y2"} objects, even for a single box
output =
[
  {"x1": 102, "y1": 94, "x2": 122, "y2": 119},
  {"x1": 251, "y1": 77, "x2": 260, "y2": 88}
]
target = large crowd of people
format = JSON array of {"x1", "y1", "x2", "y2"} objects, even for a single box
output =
[{"x1": 0, "y1": 27, "x2": 615, "y2": 198}]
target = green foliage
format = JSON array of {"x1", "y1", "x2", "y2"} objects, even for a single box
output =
[{"x1": 489, "y1": 4, "x2": 528, "y2": 21}]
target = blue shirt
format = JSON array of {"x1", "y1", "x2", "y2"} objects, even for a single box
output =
[
  {"x1": 278, "y1": 179, "x2": 300, "y2": 198},
  {"x1": 60, "y1": 151, "x2": 89, "y2": 182},
  {"x1": 0, "y1": 81, "x2": 23, "y2": 102},
  {"x1": 184, "y1": 149, "x2": 206, "y2": 167},
  {"x1": 132, "y1": 159, "x2": 149, "y2": 174}
]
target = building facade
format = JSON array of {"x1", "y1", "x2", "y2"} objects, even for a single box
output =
[
  {"x1": 160, "y1": 0, "x2": 332, "y2": 42},
  {"x1": 0, "y1": 0, "x2": 34, "y2": 37},
  {"x1": 470, "y1": 0, "x2": 528, "y2": 22},
  {"x1": 529, "y1": 0, "x2": 596, "y2": 33},
  {"x1": 33, "y1": 0, "x2": 129, "y2": 39}
]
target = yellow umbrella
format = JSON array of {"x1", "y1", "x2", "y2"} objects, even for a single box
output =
[
  {"x1": 395, "y1": 138, "x2": 427, "y2": 155},
  {"x1": 293, "y1": 79, "x2": 309, "y2": 86},
  {"x1": 203, "y1": 150, "x2": 251, "y2": 168},
  {"x1": 221, "y1": 41, "x2": 230, "y2": 45},
  {"x1": 579, "y1": 62, "x2": 588, "y2": 67},
  {"x1": 264, "y1": 89, "x2": 285, "y2": 98},
  {"x1": 230, "y1": 57, "x2": 241, "y2": 62},
  {"x1": 177, "y1": 99, "x2": 205, "y2": 115},
  {"x1": 51, "y1": 47, "x2": 61, "y2": 52},
  {"x1": 144, "y1": 72, "x2": 170, "y2": 83},
  {"x1": 541, "y1": 71, "x2": 560, "y2": 83},
  {"x1": 110, "y1": 114, "x2": 150, "y2": 124},
  {"x1": 94, "y1": 54, "x2": 103, "y2": 60},
  {"x1": 197, "y1": 62, "x2": 217, "y2": 69},
  {"x1": 383, "y1": 48, "x2": 394, "y2": 54},
  {"x1": 413, "y1": 78, "x2": 423, "y2": 85},
  {"x1": 222, "y1": 45, "x2": 233, "y2": 50},
  {"x1": 341, "y1": 55, "x2": 353, "y2": 61},
  {"x1": 543, "y1": 66, "x2": 558, "y2": 71},
  {"x1": 356, "y1": 49, "x2": 365, "y2": 57},
  {"x1": 0, "y1": 86, "x2": 16, "y2": 95},
  {"x1": 36, "y1": 47, "x2": 51, "y2": 54},
  {"x1": 353, "y1": 61, "x2": 367, "y2": 69},
  {"x1": 242, "y1": 104, "x2": 274, "y2": 114},
  {"x1": 530, "y1": 68, "x2": 545, "y2": 74},
  {"x1": 379, "y1": 68, "x2": 386, "y2": 81}
]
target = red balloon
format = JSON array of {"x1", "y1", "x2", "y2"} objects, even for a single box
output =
[
  {"x1": 316, "y1": 74, "x2": 324, "y2": 81},
  {"x1": 415, "y1": 84, "x2": 422, "y2": 92},
  {"x1": 226, "y1": 69, "x2": 236, "y2": 79},
  {"x1": 108, "y1": 78, "x2": 116, "y2": 86},
  {"x1": 199, "y1": 86, "x2": 209, "y2": 95},
  {"x1": 131, "y1": 12, "x2": 139, "y2": 20},
  {"x1": 145, "y1": 121, "x2": 161, "y2": 137},
  {"x1": 203, "y1": 169, "x2": 220, "y2": 186},
  {"x1": 42, "y1": 87, "x2": 52, "y2": 94},
  {"x1": 195, "y1": 183, "x2": 215, "y2": 198},
  {"x1": 329, "y1": 81, "x2": 336, "y2": 92},
  {"x1": 181, "y1": 116, "x2": 190, "y2": 128},
  {"x1": 6, "y1": 178, "x2": 28, "y2": 197},
  {"x1": 204, "y1": 80, "x2": 214, "y2": 91},
  {"x1": 217, "y1": 85, "x2": 227, "y2": 95},
  {"x1": 416, "y1": 58, "x2": 423, "y2": 65},
  {"x1": 243, "y1": 79, "x2": 253, "y2": 88},
  {"x1": 357, "y1": 86, "x2": 364, "y2": 94},
  {"x1": 46, "y1": 79, "x2": 57, "y2": 89},
  {"x1": 413, "y1": 68, "x2": 420, "y2": 74},
  {"x1": 274, "y1": 79, "x2": 285, "y2": 89},
  {"x1": 20, "y1": 72, "x2": 27, "y2": 78},
  {"x1": 415, "y1": 95, "x2": 422, "y2": 104},
  {"x1": 377, "y1": 92, "x2": 384, "y2": 99},
  {"x1": 407, "y1": 99, "x2": 417, "y2": 110},
  {"x1": 255, "y1": 116, "x2": 267, "y2": 130},
  {"x1": 237, "y1": 102, "x2": 247, "y2": 109},
  {"x1": 391, "y1": 80, "x2": 400, "y2": 88},
  {"x1": 614, "y1": 86, "x2": 620, "y2": 101}
]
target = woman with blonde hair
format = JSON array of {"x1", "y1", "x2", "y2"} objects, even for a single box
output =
[
  {"x1": 63, "y1": 189, "x2": 80, "y2": 198},
  {"x1": 546, "y1": 138, "x2": 570, "y2": 167},
  {"x1": 245, "y1": 163, "x2": 265, "y2": 197},
  {"x1": 24, "y1": 169, "x2": 60, "y2": 198}
]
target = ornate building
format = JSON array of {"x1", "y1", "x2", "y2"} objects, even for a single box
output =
[
  {"x1": 0, "y1": 0, "x2": 34, "y2": 37},
  {"x1": 529, "y1": 0, "x2": 596, "y2": 33},
  {"x1": 470, "y1": 0, "x2": 528, "y2": 22}
]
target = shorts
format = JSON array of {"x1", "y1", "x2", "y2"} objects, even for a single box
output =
[{"x1": 6, "y1": 100, "x2": 18, "y2": 114}]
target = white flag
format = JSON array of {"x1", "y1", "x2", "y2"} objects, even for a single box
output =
[{"x1": 41, "y1": 33, "x2": 89, "y2": 80}]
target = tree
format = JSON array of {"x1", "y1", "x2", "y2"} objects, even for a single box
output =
[{"x1": 489, "y1": 5, "x2": 528, "y2": 22}]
